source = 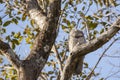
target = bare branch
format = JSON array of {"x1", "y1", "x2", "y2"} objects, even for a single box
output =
[
  {"x1": 56, "y1": 71, "x2": 60, "y2": 80},
  {"x1": 104, "y1": 54, "x2": 120, "y2": 58},
  {"x1": 61, "y1": 52, "x2": 66, "y2": 63},
  {"x1": 38, "y1": 74, "x2": 47, "y2": 80},
  {"x1": 104, "y1": 71, "x2": 120, "y2": 80},
  {"x1": 60, "y1": 18, "x2": 120, "y2": 80},
  {"x1": 0, "y1": 40, "x2": 21, "y2": 69},
  {"x1": 86, "y1": 38, "x2": 118, "y2": 80},
  {"x1": 52, "y1": 44, "x2": 63, "y2": 73}
]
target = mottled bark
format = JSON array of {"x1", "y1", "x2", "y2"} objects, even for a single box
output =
[
  {"x1": 18, "y1": 0, "x2": 61, "y2": 80},
  {"x1": 1, "y1": 0, "x2": 120, "y2": 80},
  {"x1": 0, "y1": 0, "x2": 61, "y2": 80},
  {"x1": 18, "y1": 60, "x2": 39, "y2": 80},
  {"x1": 0, "y1": 40, "x2": 21, "y2": 69}
]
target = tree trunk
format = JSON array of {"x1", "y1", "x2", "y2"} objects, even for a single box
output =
[
  {"x1": 18, "y1": 68, "x2": 38, "y2": 80},
  {"x1": 18, "y1": 60, "x2": 40, "y2": 80}
]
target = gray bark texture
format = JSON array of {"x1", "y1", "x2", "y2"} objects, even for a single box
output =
[
  {"x1": 0, "y1": 0, "x2": 120, "y2": 80},
  {"x1": 0, "y1": 0, "x2": 61, "y2": 80}
]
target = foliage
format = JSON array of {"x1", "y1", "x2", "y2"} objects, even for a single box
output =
[{"x1": 0, "y1": 0, "x2": 120, "y2": 80}]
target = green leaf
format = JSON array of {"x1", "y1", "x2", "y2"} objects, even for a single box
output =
[
  {"x1": 74, "y1": 7, "x2": 77, "y2": 11},
  {"x1": 98, "y1": 0, "x2": 103, "y2": 6},
  {"x1": 62, "y1": 25, "x2": 67, "y2": 29},
  {"x1": 101, "y1": 22, "x2": 107, "y2": 26},
  {"x1": 12, "y1": 43, "x2": 15, "y2": 49},
  {"x1": 6, "y1": 36, "x2": 11, "y2": 41},
  {"x1": 3, "y1": 21, "x2": 11, "y2": 27},
  {"x1": 11, "y1": 32, "x2": 15, "y2": 35},
  {"x1": 14, "y1": 32, "x2": 21, "y2": 38},
  {"x1": 100, "y1": 29, "x2": 104, "y2": 34},
  {"x1": 0, "y1": 78, "x2": 4, "y2": 80},
  {"x1": 99, "y1": 78, "x2": 104, "y2": 80},
  {"x1": 82, "y1": 6, "x2": 85, "y2": 10},
  {"x1": 47, "y1": 62, "x2": 51, "y2": 66},
  {"x1": 84, "y1": 62, "x2": 88, "y2": 68},
  {"x1": 12, "y1": 18, "x2": 18, "y2": 24},
  {"x1": 93, "y1": 30, "x2": 98, "y2": 35},
  {"x1": 12, "y1": 39, "x2": 19, "y2": 45},
  {"x1": 0, "y1": 0, "x2": 3, "y2": 3},
  {"x1": 50, "y1": 76, "x2": 55, "y2": 80},
  {"x1": 86, "y1": 16, "x2": 93, "y2": 20},
  {"x1": 88, "y1": 22, "x2": 98, "y2": 30},
  {"x1": 63, "y1": 18, "x2": 70, "y2": 26},
  {"x1": 16, "y1": 16, "x2": 21, "y2": 20},
  {"x1": 1, "y1": 28, "x2": 6, "y2": 34},
  {"x1": 22, "y1": 13, "x2": 27, "y2": 21},
  {"x1": 25, "y1": 38, "x2": 30, "y2": 44},
  {"x1": 60, "y1": 52, "x2": 64, "y2": 57},
  {"x1": 48, "y1": 71, "x2": 54, "y2": 74},
  {"x1": 30, "y1": 19, "x2": 35, "y2": 27},
  {"x1": 82, "y1": 75, "x2": 87, "y2": 78},
  {"x1": 0, "y1": 17, "x2": 2, "y2": 25},
  {"x1": 0, "y1": 57, "x2": 3, "y2": 63},
  {"x1": 18, "y1": 36, "x2": 23, "y2": 42}
]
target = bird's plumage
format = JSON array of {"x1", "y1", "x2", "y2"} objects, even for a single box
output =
[{"x1": 69, "y1": 29, "x2": 86, "y2": 74}]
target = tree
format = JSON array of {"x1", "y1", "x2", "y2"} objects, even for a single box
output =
[{"x1": 0, "y1": 0, "x2": 120, "y2": 80}]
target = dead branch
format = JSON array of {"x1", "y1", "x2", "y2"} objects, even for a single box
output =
[{"x1": 86, "y1": 38, "x2": 119, "y2": 80}]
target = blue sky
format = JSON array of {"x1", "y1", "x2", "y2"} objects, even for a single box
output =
[{"x1": 0, "y1": 1, "x2": 120, "y2": 80}]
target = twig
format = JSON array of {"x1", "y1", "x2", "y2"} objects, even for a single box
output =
[
  {"x1": 61, "y1": 52, "x2": 66, "y2": 63},
  {"x1": 52, "y1": 44, "x2": 63, "y2": 73},
  {"x1": 79, "y1": 12, "x2": 91, "y2": 40},
  {"x1": 104, "y1": 70, "x2": 120, "y2": 80},
  {"x1": 76, "y1": 1, "x2": 90, "y2": 28},
  {"x1": 85, "y1": 38, "x2": 119, "y2": 80},
  {"x1": 39, "y1": 74, "x2": 46, "y2": 80},
  {"x1": 104, "y1": 54, "x2": 120, "y2": 58},
  {"x1": 56, "y1": 71, "x2": 60, "y2": 80}
]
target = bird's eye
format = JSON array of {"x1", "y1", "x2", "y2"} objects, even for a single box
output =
[{"x1": 75, "y1": 35, "x2": 81, "y2": 38}]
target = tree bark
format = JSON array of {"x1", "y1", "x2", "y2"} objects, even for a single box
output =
[
  {"x1": 18, "y1": 0, "x2": 61, "y2": 79},
  {"x1": 0, "y1": 0, "x2": 61, "y2": 80},
  {"x1": 1, "y1": 0, "x2": 120, "y2": 80},
  {"x1": 18, "y1": 60, "x2": 39, "y2": 80},
  {"x1": 0, "y1": 40, "x2": 21, "y2": 69}
]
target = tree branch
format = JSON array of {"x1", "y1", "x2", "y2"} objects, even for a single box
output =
[
  {"x1": 24, "y1": 0, "x2": 61, "y2": 73},
  {"x1": 52, "y1": 44, "x2": 63, "y2": 73},
  {"x1": 60, "y1": 18, "x2": 120, "y2": 80},
  {"x1": 86, "y1": 38, "x2": 118, "y2": 80},
  {"x1": 0, "y1": 40, "x2": 21, "y2": 69}
]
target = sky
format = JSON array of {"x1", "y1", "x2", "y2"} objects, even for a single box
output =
[{"x1": 0, "y1": 1, "x2": 120, "y2": 80}]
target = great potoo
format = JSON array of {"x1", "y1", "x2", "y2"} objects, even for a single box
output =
[{"x1": 69, "y1": 29, "x2": 86, "y2": 74}]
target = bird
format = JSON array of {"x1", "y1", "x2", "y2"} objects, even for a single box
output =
[{"x1": 68, "y1": 29, "x2": 86, "y2": 74}]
